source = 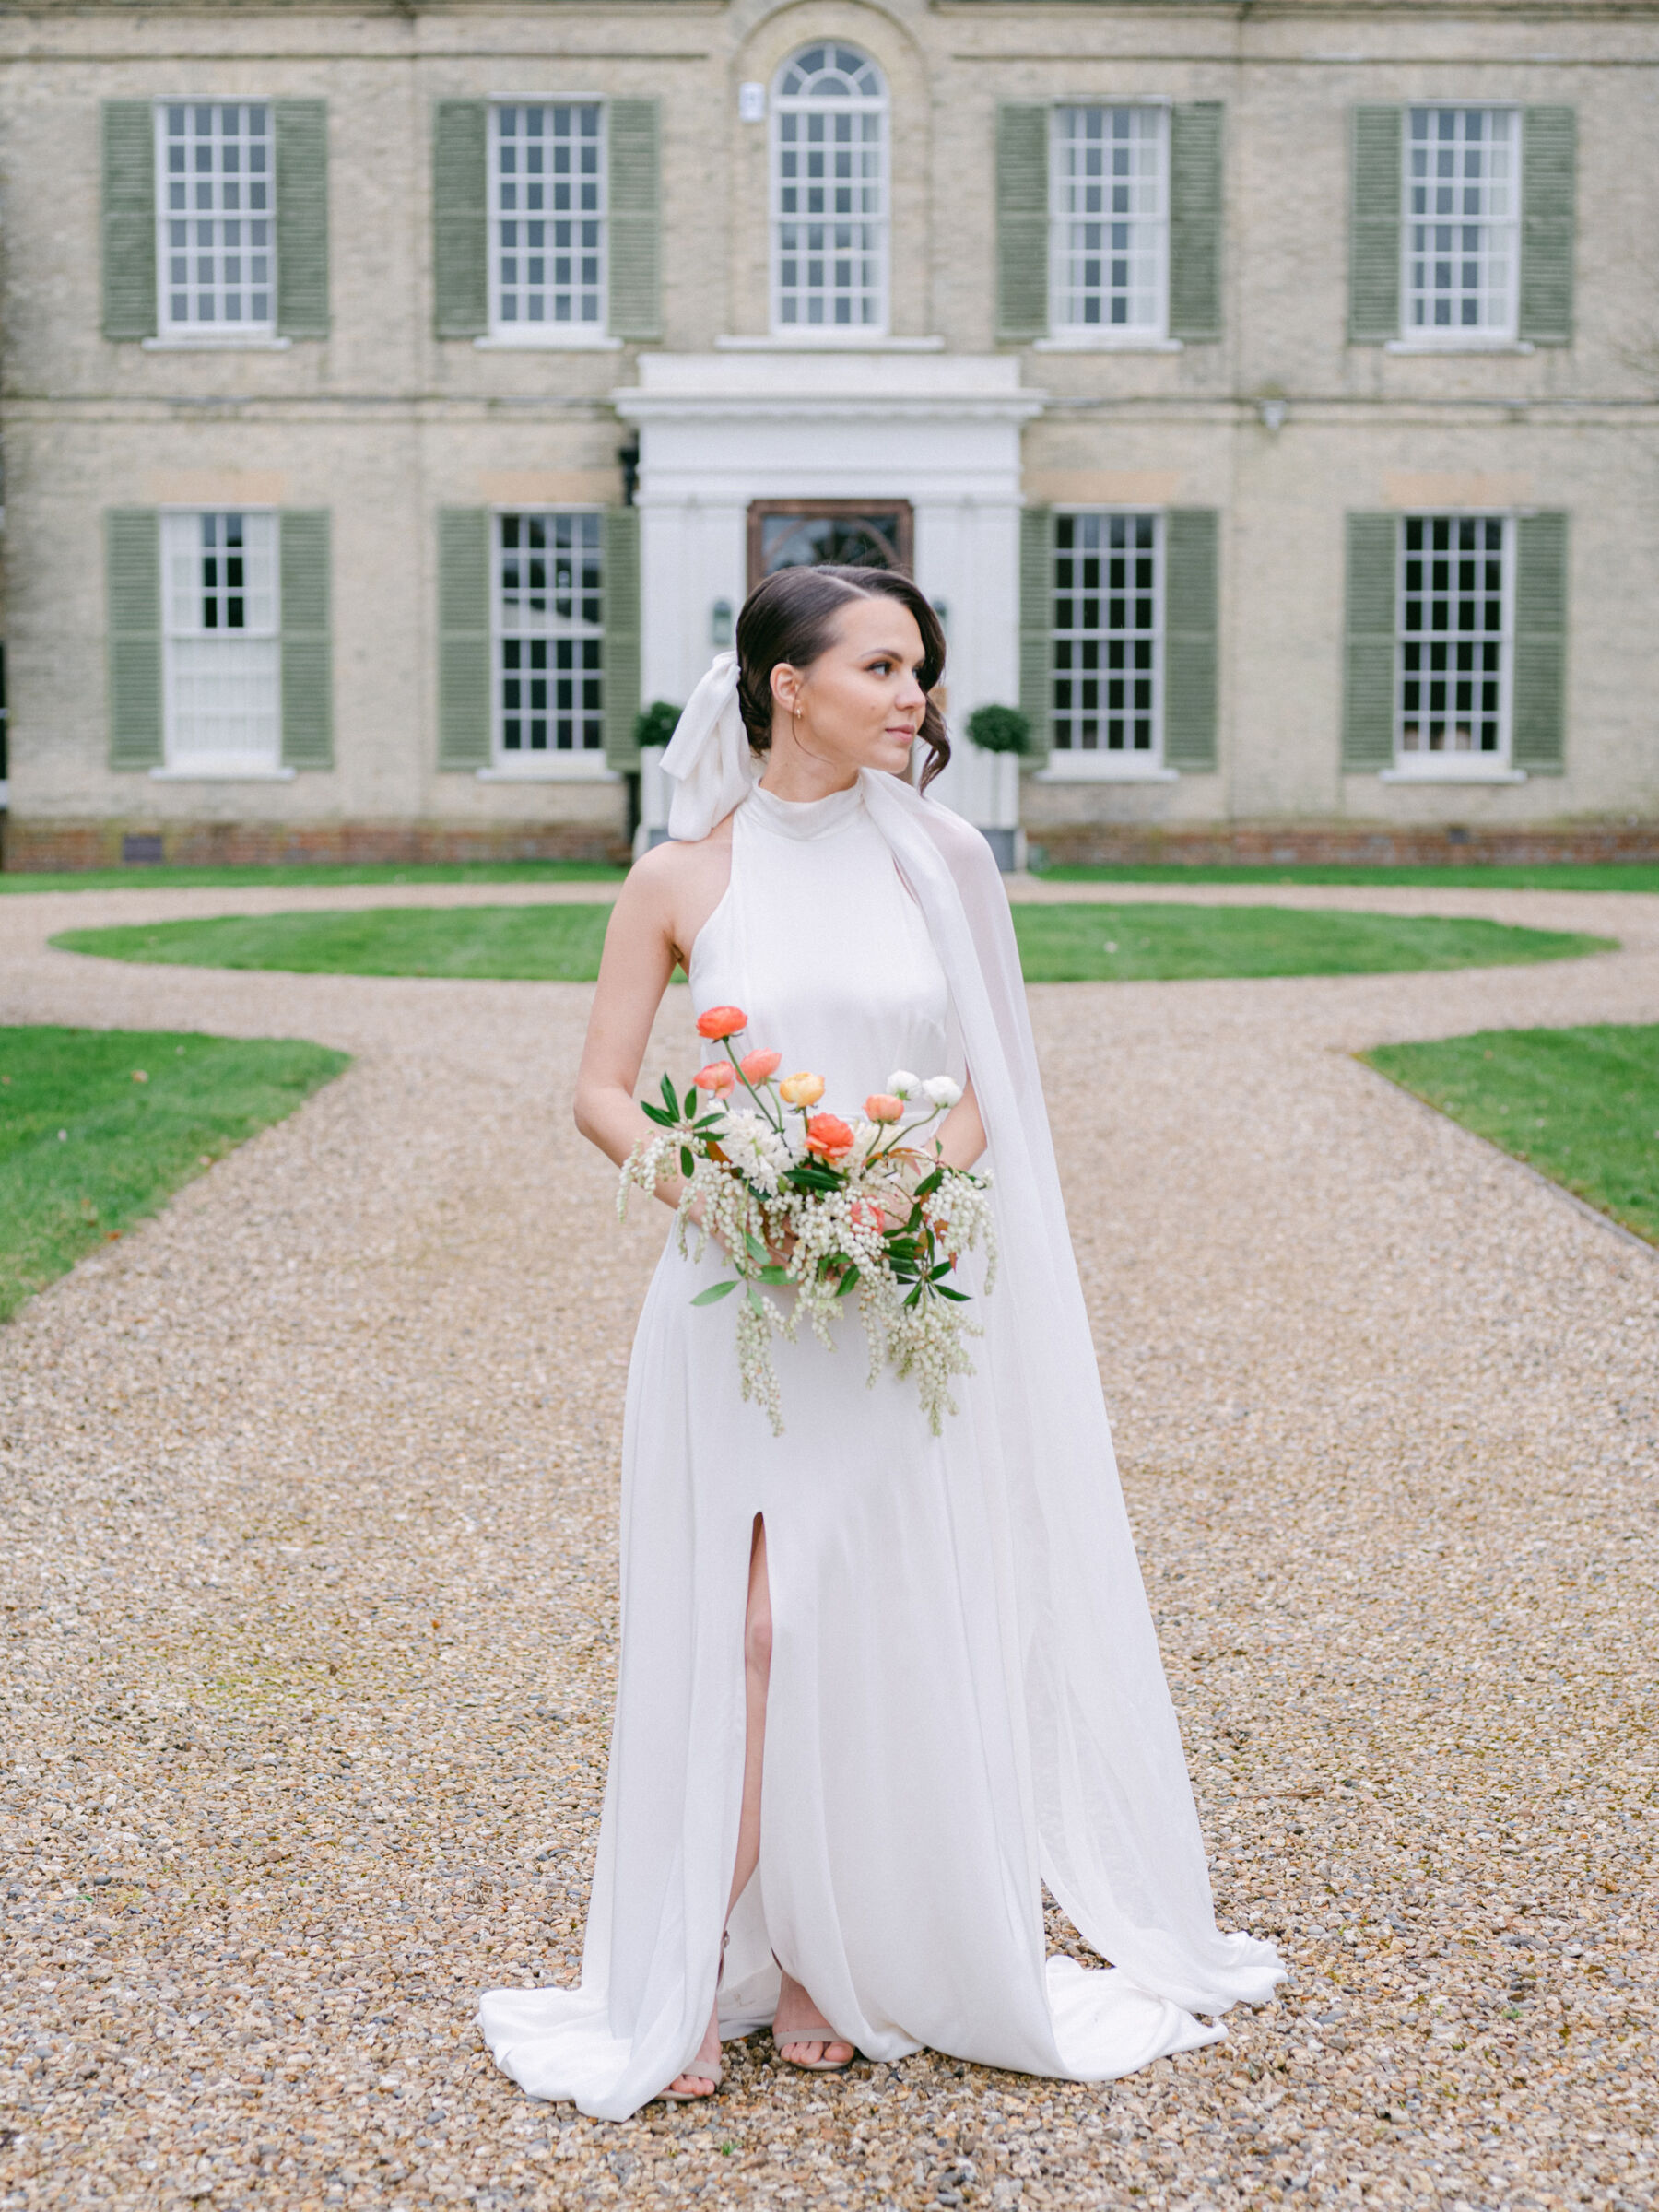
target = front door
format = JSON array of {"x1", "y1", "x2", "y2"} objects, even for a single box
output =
[{"x1": 747, "y1": 500, "x2": 914, "y2": 589}]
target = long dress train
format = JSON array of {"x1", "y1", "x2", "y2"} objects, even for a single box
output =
[{"x1": 478, "y1": 775, "x2": 1284, "y2": 2120}]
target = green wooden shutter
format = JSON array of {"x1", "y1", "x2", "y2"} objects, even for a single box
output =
[
  {"x1": 996, "y1": 105, "x2": 1049, "y2": 342},
  {"x1": 1018, "y1": 506, "x2": 1053, "y2": 764},
  {"x1": 1519, "y1": 109, "x2": 1576, "y2": 347},
  {"x1": 603, "y1": 507, "x2": 641, "y2": 772},
  {"x1": 608, "y1": 99, "x2": 662, "y2": 341},
  {"x1": 433, "y1": 100, "x2": 488, "y2": 339},
  {"x1": 1161, "y1": 510, "x2": 1218, "y2": 771},
  {"x1": 275, "y1": 100, "x2": 330, "y2": 340},
  {"x1": 1349, "y1": 106, "x2": 1403, "y2": 345},
  {"x1": 1342, "y1": 513, "x2": 1397, "y2": 771},
  {"x1": 107, "y1": 509, "x2": 163, "y2": 769},
  {"x1": 1512, "y1": 512, "x2": 1568, "y2": 774},
  {"x1": 438, "y1": 508, "x2": 491, "y2": 769},
  {"x1": 102, "y1": 101, "x2": 157, "y2": 341},
  {"x1": 1168, "y1": 104, "x2": 1224, "y2": 344},
  {"x1": 279, "y1": 511, "x2": 333, "y2": 770}
]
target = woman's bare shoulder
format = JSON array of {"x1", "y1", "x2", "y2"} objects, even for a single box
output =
[{"x1": 612, "y1": 818, "x2": 736, "y2": 960}]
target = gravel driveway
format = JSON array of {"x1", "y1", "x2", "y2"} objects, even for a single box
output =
[{"x1": 2, "y1": 880, "x2": 1656, "y2": 2211}]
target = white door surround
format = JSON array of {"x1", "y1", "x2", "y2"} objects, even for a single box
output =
[{"x1": 612, "y1": 354, "x2": 1045, "y2": 788}]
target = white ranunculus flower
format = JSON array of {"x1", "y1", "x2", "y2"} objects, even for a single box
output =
[
  {"x1": 887, "y1": 1069, "x2": 921, "y2": 1100},
  {"x1": 923, "y1": 1076, "x2": 963, "y2": 1109}
]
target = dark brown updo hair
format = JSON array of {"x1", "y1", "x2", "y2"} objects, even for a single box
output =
[{"x1": 735, "y1": 564, "x2": 950, "y2": 793}]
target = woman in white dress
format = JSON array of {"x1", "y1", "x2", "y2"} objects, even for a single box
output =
[{"x1": 477, "y1": 566, "x2": 1284, "y2": 2119}]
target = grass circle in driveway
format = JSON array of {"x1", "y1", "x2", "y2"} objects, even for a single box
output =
[{"x1": 50, "y1": 900, "x2": 1614, "y2": 982}]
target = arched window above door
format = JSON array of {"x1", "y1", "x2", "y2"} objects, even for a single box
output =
[{"x1": 771, "y1": 43, "x2": 888, "y2": 335}]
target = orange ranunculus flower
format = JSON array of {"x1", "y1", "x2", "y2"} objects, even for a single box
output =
[
  {"x1": 805, "y1": 1112, "x2": 855, "y2": 1158},
  {"x1": 779, "y1": 1071, "x2": 826, "y2": 1108},
  {"x1": 739, "y1": 1048, "x2": 782, "y2": 1084},
  {"x1": 865, "y1": 1093, "x2": 905, "y2": 1124},
  {"x1": 692, "y1": 1061, "x2": 736, "y2": 1094},
  {"x1": 695, "y1": 1005, "x2": 747, "y2": 1041}
]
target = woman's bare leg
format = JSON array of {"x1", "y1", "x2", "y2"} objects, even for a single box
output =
[{"x1": 664, "y1": 1516, "x2": 771, "y2": 2096}]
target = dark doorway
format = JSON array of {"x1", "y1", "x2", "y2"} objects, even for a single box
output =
[{"x1": 747, "y1": 500, "x2": 913, "y2": 589}]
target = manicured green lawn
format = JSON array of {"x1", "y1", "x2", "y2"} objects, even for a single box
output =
[
  {"x1": 1363, "y1": 1024, "x2": 1659, "y2": 1245},
  {"x1": 1007, "y1": 904, "x2": 1610, "y2": 982},
  {"x1": 53, "y1": 905, "x2": 617, "y2": 980},
  {"x1": 1034, "y1": 862, "x2": 1659, "y2": 893},
  {"x1": 0, "y1": 1027, "x2": 349, "y2": 1321},
  {"x1": 2, "y1": 859, "x2": 624, "y2": 895},
  {"x1": 54, "y1": 900, "x2": 1612, "y2": 984}
]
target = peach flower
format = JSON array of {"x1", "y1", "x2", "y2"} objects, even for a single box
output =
[
  {"x1": 864, "y1": 1093, "x2": 905, "y2": 1124},
  {"x1": 739, "y1": 1048, "x2": 782, "y2": 1084},
  {"x1": 779, "y1": 1072, "x2": 826, "y2": 1108},
  {"x1": 695, "y1": 1005, "x2": 747, "y2": 1041},
  {"x1": 805, "y1": 1112, "x2": 855, "y2": 1159},
  {"x1": 692, "y1": 1061, "x2": 736, "y2": 1095}
]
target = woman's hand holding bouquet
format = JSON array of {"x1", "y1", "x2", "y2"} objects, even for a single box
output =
[{"x1": 619, "y1": 1006, "x2": 995, "y2": 1435}]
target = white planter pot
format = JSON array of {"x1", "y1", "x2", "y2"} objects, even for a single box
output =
[{"x1": 633, "y1": 747, "x2": 673, "y2": 858}]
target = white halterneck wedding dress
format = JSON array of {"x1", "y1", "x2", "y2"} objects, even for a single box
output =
[{"x1": 478, "y1": 771, "x2": 1284, "y2": 2121}]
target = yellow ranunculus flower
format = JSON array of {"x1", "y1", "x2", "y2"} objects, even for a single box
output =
[{"x1": 779, "y1": 1071, "x2": 826, "y2": 1108}]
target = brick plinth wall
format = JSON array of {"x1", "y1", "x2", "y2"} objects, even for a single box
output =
[
  {"x1": 1029, "y1": 820, "x2": 1659, "y2": 869},
  {"x1": 1, "y1": 818, "x2": 633, "y2": 874}
]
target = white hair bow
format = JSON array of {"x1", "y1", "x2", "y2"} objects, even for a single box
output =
[{"x1": 659, "y1": 651, "x2": 757, "y2": 842}]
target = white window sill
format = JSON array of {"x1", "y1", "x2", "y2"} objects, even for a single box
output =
[
  {"x1": 1031, "y1": 335, "x2": 1182, "y2": 354},
  {"x1": 1378, "y1": 766, "x2": 1527, "y2": 784},
  {"x1": 476, "y1": 761, "x2": 619, "y2": 782},
  {"x1": 1035, "y1": 762, "x2": 1180, "y2": 783},
  {"x1": 142, "y1": 334, "x2": 290, "y2": 352},
  {"x1": 474, "y1": 333, "x2": 623, "y2": 352},
  {"x1": 715, "y1": 333, "x2": 946, "y2": 353},
  {"x1": 1384, "y1": 339, "x2": 1534, "y2": 357},
  {"x1": 149, "y1": 764, "x2": 295, "y2": 782}
]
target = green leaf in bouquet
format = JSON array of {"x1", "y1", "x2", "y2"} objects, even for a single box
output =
[
  {"x1": 659, "y1": 1072, "x2": 680, "y2": 1118},
  {"x1": 834, "y1": 1265, "x2": 861, "y2": 1297},
  {"x1": 679, "y1": 1145, "x2": 694, "y2": 1179},
  {"x1": 933, "y1": 1284, "x2": 970, "y2": 1302},
  {"x1": 683, "y1": 1086, "x2": 700, "y2": 1121},
  {"x1": 928, "y1": 1260, "x2": 955, "y2": 1279},
  {"x1": 691, "y1": 1278, "x2": 740, "y2": 1305},
  {"x1": 756, "y1": 1265, "x2": 790, "y2": 1285},
  {"x1": 743, "y1": 1230, "x2": 771, "y2": 1264},
  {"x1": 641, "y1": 1101, "x2": 674, "y2": 1128},
  {"x1": 747, "y1": 1287, "x2": 769, "y2": 1317},
  {"x1": 914, "y1": 1167, "x2": 945, "y2": 1199},
  {"x1": 903, "y1": 1285, "x2": 923, "y2": 1310}
]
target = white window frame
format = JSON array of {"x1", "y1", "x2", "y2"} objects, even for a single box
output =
[
  {"x1": 1398, "y1": 103, "x2": 1522, "y2": 351},
  {"x1": 1042, "y1": 103, "x2": 1171, "y2": 351},
  {"x1": 483, "y1": 100, "x2": 614, "y2": 350},
  {"x1": 484, "y1": 508, "x2": 612, "y2": 780},
  {"x1": 152, "y1": 100, "x2": 278, "y2": 349},
  {"x1": 1038, "y1": 506, "x2": 1175, "y2": 782},
  {"x1": 155, "y1": 508, "x2": 288, "y2": 782},
  {"x1": 769, "y1": 43, "x2": 890, "y2": 342},
  {"x1": 1386, "y1": 511, "x2": 1520, "y2": 781}
]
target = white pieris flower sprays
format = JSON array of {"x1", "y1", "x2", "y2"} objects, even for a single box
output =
[{"x1": 618, "y1": 1006, "x2": 995, "y2": 1437}]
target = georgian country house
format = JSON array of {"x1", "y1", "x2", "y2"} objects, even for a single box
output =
[{"x1": 0, "y1": 0, "x2": 1654, "y2": 871}]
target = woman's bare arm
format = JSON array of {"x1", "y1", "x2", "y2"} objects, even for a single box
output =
[
  {"x1": 572, "y1": 826, "x2": 733, "y2": 1196},
  {"x1": 935, "y1": 1078, "x2": 987, "y2": 1173}
]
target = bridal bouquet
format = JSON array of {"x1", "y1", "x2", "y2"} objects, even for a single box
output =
[{"x1": 618, "y1": 1006, "x2": 996, "y2": 1436}]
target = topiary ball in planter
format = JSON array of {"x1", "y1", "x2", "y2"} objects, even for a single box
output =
[
  {"x1": 965, "y1": 704, "x2": 1030, "y2": 756},
  {"x1": 634, "y1": 700, "x2": 683, "y2": 749}
]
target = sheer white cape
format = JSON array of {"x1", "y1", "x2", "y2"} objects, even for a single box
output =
[{"x1": 657, "y1": 658, "x2": 1286, "y2": 2019}]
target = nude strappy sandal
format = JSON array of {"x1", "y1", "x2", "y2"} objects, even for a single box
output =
[
  {"x1": 657, "y1": 1933, "x2": 728, "y2": 2101},
  {"x1": 771, "y1": 1955, "x2": 858, "y2": 2073}
]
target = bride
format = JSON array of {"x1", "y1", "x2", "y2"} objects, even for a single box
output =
[{"x1": 477, "y1": 564, "x2": 1284, "y2": 2118}]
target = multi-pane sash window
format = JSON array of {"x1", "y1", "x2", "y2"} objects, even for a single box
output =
[
  {"x1": 161, "y1": 511, "x2": 280, "y2": 769},
  {"x1": 158, "y1": 103, "x2": 273, "y2": 335},
  {"x1": 772, "y1": 45, "x2": 888, "y2": 332},
  {"x1": 1052, "y1": 512, "x2": 1163, "y2": 758},
  {"x1": 490, "y1": 104, "x2": 605, "y2": 334},
  {"x1": 1398, "y1": 514, "x2": 1512, "y2": 759},
  {"x1": 1405, "y1": 108, "x2": 1519, "y2": 339},
  {"x1": 1051, "y1": 107, "x2": 1167, "y2": 335},
  {"x1": 495, "y1": 513, "x2": 604, "y2": 757}
]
